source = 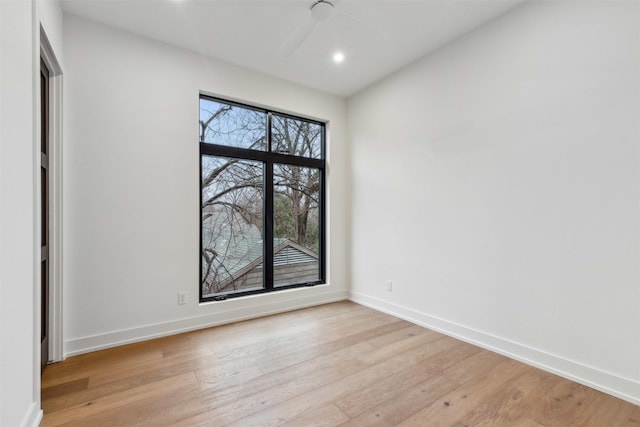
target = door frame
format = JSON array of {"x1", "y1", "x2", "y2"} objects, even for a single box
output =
[{"x1": 39, "y1": 28, "x2": 63, "y2": 363}]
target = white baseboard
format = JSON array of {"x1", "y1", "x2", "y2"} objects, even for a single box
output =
[
  {"x1": 65, "y1": 289, "x2": 348, "y2": 357},
  {"x1": 349, "y1": 291, "x2": 640, "y2": 406},
  {"x1": 20, "y1": 401, "x2": 42, "y2": 427}
]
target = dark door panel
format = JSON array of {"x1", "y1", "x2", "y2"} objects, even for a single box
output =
[{"x1": 40, "y1": 58, "x2": 50, "y2": 372}]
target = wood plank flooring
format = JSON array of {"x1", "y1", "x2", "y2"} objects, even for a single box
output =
[{"x1": 41, "y1": 301, "x2": 639, "y2": 426}]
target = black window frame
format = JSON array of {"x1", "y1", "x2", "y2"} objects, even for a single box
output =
[{"x1": 199, "y1": 94, "x2": 326, "y2": 302}]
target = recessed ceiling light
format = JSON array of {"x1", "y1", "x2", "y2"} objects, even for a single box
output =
[{"x1": 333, "y1": 52, "x2": 345, "y2": 63}]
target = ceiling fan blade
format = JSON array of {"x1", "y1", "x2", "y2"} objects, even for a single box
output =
[
  {"x1": 336, "y1": 10, "x2": 388, "y2": 40},
  {"x1": 278, "y1": 17, "x2": 318, "y2": 57}
]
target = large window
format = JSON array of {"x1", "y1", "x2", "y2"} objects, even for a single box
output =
[{"x1": 200, "y1": 95, "x2": 325, "y2": 301}]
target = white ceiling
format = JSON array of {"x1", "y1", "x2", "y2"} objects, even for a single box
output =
[{"x1": 61, "y1": 0, "x2": 526, "y2": 97}]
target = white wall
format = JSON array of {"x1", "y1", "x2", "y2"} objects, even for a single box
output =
[
  {"x1": 62, "y1": 14, "x2": 349, "y2": 356},
  {"x1": 38, "y1": 0, "x2": 64, "y2": 60},
  {"x1": 0, "y1": 0, "x2": 64, "y2": 425},
  {"x1": 0, "y1": 2, "x2": 37, "y2": 424},
  {"x1": 349, "y1": 1, "x2": 640, "y2": 404}
]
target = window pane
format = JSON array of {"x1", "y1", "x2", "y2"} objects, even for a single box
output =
[
  {"x1": 201, "y1": 156, "x2": 264, "y2": 297},
  {"x1": 273, "y1": 164, "x2": 320, "y2": 287},
  {"x1": 200, "y1": 98, "x2": 267, "y2": 151},
  {"x1": 271, "y1": 114, "x2": 322, "y2": 158}
]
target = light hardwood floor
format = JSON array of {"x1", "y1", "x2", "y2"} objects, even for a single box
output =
[{"x1": 41, "y1": 301, "x2": 639, "y2": 426}]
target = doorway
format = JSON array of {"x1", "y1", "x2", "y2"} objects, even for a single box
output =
[
  {"x1": 40, "y1": 57, "x2": 50, "y2": 371},
  {"x1": 39, "y1": 29, "x2": 64, "y2": 371},
  {"x1": 40, "y1": 30, "x2": 63, "y2": 369}
]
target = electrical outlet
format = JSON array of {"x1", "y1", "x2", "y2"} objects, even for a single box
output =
[
  {"x1": 178, "y1": 291, "x2": 187, "y2": 305},
  {"x1": 385, "y1": 280, "x2": 393, "y2": 292}
]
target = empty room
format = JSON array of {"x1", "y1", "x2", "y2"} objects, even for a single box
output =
[{"x1": 1, "y1": 0, "x2": 639, "y2": 425}]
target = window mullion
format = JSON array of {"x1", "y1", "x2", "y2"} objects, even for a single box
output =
[
  {"x1": 264, "y1": 160, "x2": 274, "y2": 290},
  {"x1": 267, "y1": 112, "x2": 272, "y2": 153},
  {"x1": 264, "y1": 112, "x2": 274, "y2": 290}
]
